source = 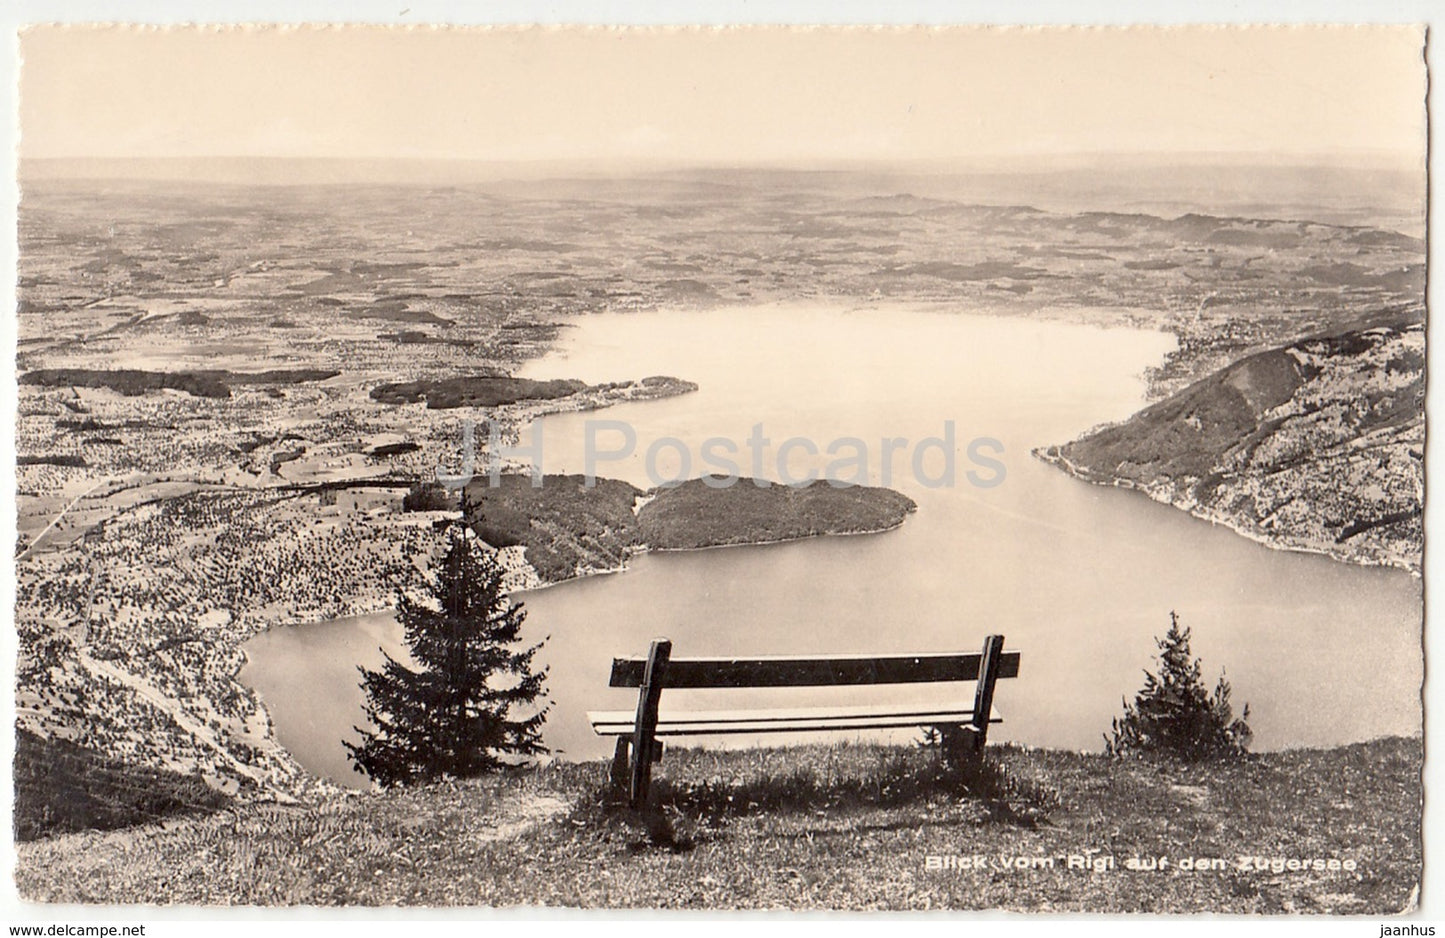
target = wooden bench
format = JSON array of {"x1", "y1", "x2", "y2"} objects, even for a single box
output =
[{"x1": 588, "y1": 634, "x2": 1019, "y2": 808}]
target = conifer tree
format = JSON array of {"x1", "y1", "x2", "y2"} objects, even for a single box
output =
[
  {"x1": 1106, "y1": 612, "x2": 1251, "y2": 761},
  {"x1": 346, "y1": 504, "x2": 548, "y2": 786}
]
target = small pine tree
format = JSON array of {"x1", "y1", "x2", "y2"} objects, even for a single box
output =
[
  {"x1": 346, "y1": 509, "x2": 549, "y2": 786},
  {"x1": 1106, "y1": 612, "x2": 1251, "y2": 762}
]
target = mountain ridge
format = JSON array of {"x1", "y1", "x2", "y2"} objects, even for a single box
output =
[{"x1": 1038, "y1": 305, "x2": 1424, "y2": 573}]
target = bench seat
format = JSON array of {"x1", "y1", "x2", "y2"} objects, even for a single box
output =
[{"x1": 588, "y1": 702, "x2": 1003, "y2": 737}]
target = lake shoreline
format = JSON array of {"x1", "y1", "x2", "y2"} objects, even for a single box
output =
[
  {"x1": 1032, "y1": 447, "x2": 1423, "y2": 578},
  {"x1": 642, "y1": 512, "x2": 912, "y2": 554},
  {"x1": 240, "y1": 305, "x2": 1421, "y2": 792},
  {"x1": 510, "y1": 513, "x2": 916, "y2": 592}
]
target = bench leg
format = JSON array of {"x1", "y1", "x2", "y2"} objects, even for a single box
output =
[
  {"x1": 939, "y1": 724, "x2": 984, "y2": 768},
  {"x1": 939, "y1": 635, "x2": 1006, "y2": 770},
  {"x1": 968, "y1": 634, "x2": 1005, "y2": 749},
  {"x1": 610, "y1": 737, "x2": 631, "y2": 797},
  {"x1": 629, "y1": 639, "x2": 671, "y2": 810}
]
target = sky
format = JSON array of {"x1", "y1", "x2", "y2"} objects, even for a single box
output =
[{"x1": 17, "y1": 24, "x2": 1428, "y2": 165}]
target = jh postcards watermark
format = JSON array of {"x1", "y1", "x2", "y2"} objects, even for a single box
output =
[{"x1": 434, "y1": 417, "x2": 1007, "y2": 492}]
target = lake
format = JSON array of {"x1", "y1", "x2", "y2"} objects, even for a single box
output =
[{"x1": 241, "y1": 302, "x2": 1423, "y2": 787}]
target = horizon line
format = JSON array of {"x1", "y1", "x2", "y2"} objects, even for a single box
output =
[{"x1": 19, "y1": 150, "x2": 1424, "y2": 187}]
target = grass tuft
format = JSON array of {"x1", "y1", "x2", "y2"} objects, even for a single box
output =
[{"x1": 582, "y1": 743, "x2": 1060, "y2": 851}]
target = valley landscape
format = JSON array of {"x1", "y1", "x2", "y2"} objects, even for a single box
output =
[
  {"x1": 12, "y1": 160, "x2": 1426, "y2": 909},
  {"x1": 9, "y1": 20, "x2": 1434, "y2": 918}
]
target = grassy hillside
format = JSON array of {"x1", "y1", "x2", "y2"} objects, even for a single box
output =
[
  {"x1": 1041, "y1": 306, "x2": 1423, "y2": 571},
  {"x1": 15, "y1": 737, "x2": 1420, "y2": 912},
  {"x1": 14, "y1": 729, "x2": 231, "y2": 842}
]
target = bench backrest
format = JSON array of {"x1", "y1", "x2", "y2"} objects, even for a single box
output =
[
  {"x1": 608, "y1": 648, "x2": 1021, "y2": 689},
  {"x1": 608, "y1": 635, "x2": 1016, "y2": 809}
]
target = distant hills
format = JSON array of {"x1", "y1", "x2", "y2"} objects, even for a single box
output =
[
  {"x1": 19, "y1": 155, "x2": 1423, "y2": 233},
  {"x1": 1039, "y1": 306, "x2": 1424, "y2": 572}
]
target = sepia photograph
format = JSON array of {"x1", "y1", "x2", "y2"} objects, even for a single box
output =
[{"x1": 6, "y1": 19, "x2": 1428, "y2": 916}]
